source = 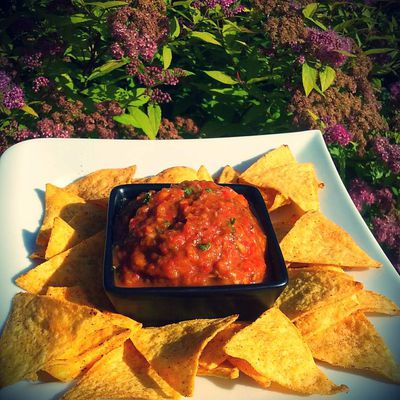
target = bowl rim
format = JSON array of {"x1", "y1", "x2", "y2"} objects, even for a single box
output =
[{"x1": 103, "y1": 182, "x2": 288, "y2": 295}]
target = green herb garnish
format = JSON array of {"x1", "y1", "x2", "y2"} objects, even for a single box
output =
[
  {"x1": 205, "y1": 188, "x2": 213, "y2": 192},
  {"x1": 184, "y1": 187, "x2": 194, "y2": 196},
  {"x1": 142, "y1": 192, "x2": 152, "y2": 204},
  {"x1": 228, "y1": 217, "x2": 236, "y2": 226},
  {"x1": 197, "y1": 243, "x2": 211, "y2": 251}
]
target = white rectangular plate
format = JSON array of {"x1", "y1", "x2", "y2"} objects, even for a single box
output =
[{"x1": 0, "y1": 130, "x2": 399, "y2": 400}]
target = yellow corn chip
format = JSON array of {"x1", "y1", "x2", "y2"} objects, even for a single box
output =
[
  {"x1": 251, "y1": 163, "x2": 321, "y2": 212},
  {"x1": 306, "y1": 311, "x2": 400, "y2": 383},
  {"x1": 274, "y1": 268, "x2": 363, "y2": 320},
  {"x1": 239, "y1": 145, "x2": 296, "y2": 183},
  {"x1": 270, "y1": 203, "x2": 303, "y2": 241},
  {"x1": 65, "y1": 165, "x2": 137, "y2": 200},
  {"x1": 45, "y1": 217, "x2": 78, "y2": 259},
  {"x1": 0, "y1": 293, "x2": 127, "y2": 388},
  {"x1": 228, "y1": 356, "x2": 271, "y2": 388},
  {"x1": 197, "y1": 165, "x2": 213, "y2": 181},
  {"x1": 17, "y1": 230, "x2": 110, "y2": 309},
  {"x1": 259, "y1": 187, "x2": 290, "y2": 212},
  {"x1": 288, "y1": 264, "x2": 347, "y2": 273},
  {"x1": 147, "y1": 166, "x2": 198, "y2": 183},
  {"x1": 32, "y1": 184, "x2": 87, "y2": 258},
  {"x1": 224, "y1": 308, "x2": 347, "y2": 394},
  {"x1": 132, "y1": 315, "x2": 238, "y2": 397},
  {"x1": 45, "y1": 286, "x2": 92, "y2": 307},
  {"x1": 199, "y1": 321, "x2": 248, "y2": 370},
  {"x1": 61, "y1": 340, "x2": 181, "y2": 400},
  {"x1": 217, "y1": 165, "x2": 239, "y2": 184},
  {"x1": 197, "y1": 363, "x2": 240, "y2": 379},
  {"x1": 294, "y1": 294, "x2": 360, "y2": 336},
  {"x1": 357, "y1": 290, "x2": 400, "y2": 315},
  {"x1": 279, "y1": 211, "x2": 382, "y2": 268}
]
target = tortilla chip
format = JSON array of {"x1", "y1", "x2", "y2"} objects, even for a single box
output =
[
  {"x1": 259, "y1": 187, "x2": 290, "y2": 212},
  {"x1": 239, "y1": 145, "x2": 296, "y2": 183},
  {"x1": 147, "y1": 166, "x2": 198, "y2": 183},
  {"x1": 16, "y1": 230, "x2": 110, "y2": 309},
  {"x1": 61, "y1": 340, "x2": 181, "y2": 400},
  {"x1": 228, "y1": 357, "x2": 271, "y2": 388},
  {"x1": 197, "y1": 165, "x2": 213, "y2": 181},
  {"x1": 45, "y1": 286, "x2": 93, "y2": 307},
  {"x1": 65, "y1": 165, "x2": 137, "y2": 201},
  {"x1": 270, "y1": 203, "x2": 303, "y2": 241},
  {"x1": 197, "y1": 363, "x2": 240, "y2": 379},
  {"x1": 251, "y1": 163, "x2": 321, "y2": 212},
  {"x1": 0, "y1": 293, "x2": 127, "y2": 388},
  {"x1": 224, "y1": 308, "x2": 347, "y2": 394},
  {"x1": 199, "y1": 321, "x2": 248, "y2": 370},
  {"x1": 45, "y1": 217, "x2": 78, "y2": 259},
  {"x1": 288, "y1": 264, "x2": 347, "y2": 273},
  {"x1": 306, "y1": 311, "x2": 400, "y2": 383},
  {"x1": 217, "y1": 165, "x2": 239, "y2": 184},
  {"x1": 132, "y1": 315, "x2": 238, "y2": 397},
  {"x1": 279, "y1": 211, "x2": 382, "y2": 268},
  {"x1": 43, "y1": 328, "x2": 130, "y2": 382},
  {"x1": 32, "y1": 184, "x2": 87, "y2": 258},
  {"x1": 357, "y1": 290, "x2": 400, "y2": 315},
  {"x1": 294, "y1": 294, "x2": 360, "y2": 336},
  {"x1": 274, "y1": 268, "x2": 363, "y2": 320}
]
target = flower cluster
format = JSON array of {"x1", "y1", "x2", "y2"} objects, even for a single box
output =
[
  {"x1": 306, "y1": 28, "x2": 353, "y2": 67},
  {"x1": 348, "y1": 178, "x2": 376, "y2": 212},
  {"x1": 32, "y1": 77, "x2": 50, "y2": 93},
  {"x1": 324, "y1": 123, "x2": 352, "y2": 146},
  {"x1": 389, "y1": 81, "x2": 400, "y2": 103},
  {"x1": 372, "y1": 214, "x2": 400, "y2": 250},
  {"x1": 0, "y1": 70, "x2": 25, "y2": 110},
  {"x1": 193, "y1": 0, "x2": 245, "y2": 16},
  {"x1": 108, "y1": 4, "x2": 168, "y2": 62},
  {"x1": 371, "y1": 136, "x2": 400, "y2": 174},
  {"x1": 158, "y1": 117, "x2": 200, "y2": 139}
]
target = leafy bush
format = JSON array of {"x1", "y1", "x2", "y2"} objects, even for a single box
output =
[{"x1": 0, "y1": 0, "x2": 399, "y2": 269}]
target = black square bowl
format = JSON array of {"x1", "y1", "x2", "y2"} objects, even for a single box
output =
[{"x1": 104, "y1": 183, "x2": 288, "y2": 326}]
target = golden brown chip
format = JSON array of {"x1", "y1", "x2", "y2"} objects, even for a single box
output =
[
  {"x1": 274, "y1": 268, "x2": 363, "y2": 320},
  {"x1": 197, "y1": 363, "x2": 240, "y2": 379},
  {"x1": 61, "y1": 340, "x2": 181, "y2": 400},
  {"x1": 197, "y1": 165, "x2": 213, "y2": 181},
  {"x1": 45, "y1": 286, "x2": 93, "y2": 307},
  {"x1": 228, "y1": 357, "x2": 271, "y2": 388},
  {"x1": 259, "y1": 187, "x2": 290, "y2": 212},
  {"x1": 199, "y1": 321, "x2": 248, "y2": 370},
  {"x1": 32, "y1": 184, "x2": 87, "y2": 258},
  {"x1": 239, "y1": 145, "x2": 296, "y2": 183},
  {"x1": 132, "y1": 315, "x2": 238, "y2": 397},
  {"x1": 305, "y1": 311, "x2": 400, "y2": 383},
  {"x1": 43, "y1": 328, "x2": 130, "y2": 382},
  {"x1": 279, "y1": 211, "x2": 382, "y2": 268},
  {"x1": 45, "y1": 217, "x2": 79, "y2": 259},
  {"x1": 288, "y1": 264, "x2": 347, "y2": 273},
  {"x1": 217, "y1": 165, "x2": 239, "y2": 184},
  {"x1": 147, "y1": 166, "x2": 198, "y2": 183},
  {"x1": 249, "y1": 163, "x2": 321, "y2": 212},
  {"x1": 294, "y1": 294, "x2": 360, "y2": 336},
  {"x1": 357, "y1": 290, "x2": 400, "y2": 315},
  {"x1": 270, "y1": 203, "x2": 304, "y2": 241},
  {"x1": 65, "y1": 165, "x2": 137, "y2": 200},
  {"x1": 224, "y1": 308, "x2": 347, "y2": 394},
  {"x1": 17, "y1": 230, "x2": 111, "y2": 309},
  {"x1": 0, "y1": 293, "x2": 127, "y2": 388}
]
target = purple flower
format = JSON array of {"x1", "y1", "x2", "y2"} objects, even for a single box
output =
[
  {"x1": 21, "y1": 52, "x2": 43, "y2": 70},
  {"x1": 110, "y1": 42, "x2": 124, "y2": 60},
  {"x1": 376, "y1": 188, "x2": 394, "y2": 213},
  {"x1": 297, "y1": 55, "x2": 305, "y2": 65},
  {"x1": 36, "y1": 118, "x2": 72, "y2": 138},
  {"x1": 148, "y1": 88, "x2": 172, "y2": 104},
  {"x1": 306, "y1": 28, "x2": 352, "y2": 67},
  {"x1": 2, "y1": 84, "x2": 25, "y2": 109},
  {"x1": 32, "y1": 76, "x2": 50, "y2": 93},
  {"x1": 348, "y1": 178, "x2": 376, "y2": 212},
  {"x1": 389, "y1": 82, "x2": 400, "y2": 102},
  {"x1": 372, "y1": 215, "x2": 400, "y2": 249},
  {"x1": 324, "y1": 124, "x2": 352, "y2": 146},
  {"x1": 371, "y1": 136, "x2": 400, "y2": 174},
  {"x1": 0, "y1": 70, "x2": 11, "y2": 92},
  {"x1": 14, "y1": 128, "x2": 39, "y2": 142},
  {"x1": 193, "y1": 0, "x2": 244, "y2": 16}
]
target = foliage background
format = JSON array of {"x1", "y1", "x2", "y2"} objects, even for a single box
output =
[{"x1": 0, "y1": 0, "x2": 399, "y2": 270}]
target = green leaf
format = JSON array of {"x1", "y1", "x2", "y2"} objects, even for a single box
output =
[
  {"x1": 170, "y1": 16, "x2": 181, "y2": 39},
  {"x1": 302, "y1": 63, "x2": 317, "y2": 96},
  {"x1": 86, "y1": 1, "x2": 128, "y2": 8},
  {"x1": 113, "y1": 113, "x2": 137, "y2": 126},
  {"x1": 128, "y1": 107, "x2": 156, "y2": 140},
  {"x1": 302, "y1": 3, "x2": 318, "y2": 18},
  {"x1": 70, "y1": 14, "x2": 92, "y2": 24},
  {"x1": 191, "y1": 31, "x2": 222, "y2": 46},
  {"x1": 162, "y1": 46, "x2": 172, "y2": 70},
  {"x1": 21, "y1": 104, "x2": 38, "y2": 118},
  {"x1": 147, "y1": 103, "x2": 161, "y2": 139},
  {"x1": 363, "y1": 48, "x2": 395, "y2": 56},
  {"x1": 204, "y1": 70, "x2": 238, "y2": 85},
  {"x1": 319, "y1": 66, "x2": 336, "y2": 92},
  {"x1": 87, "y1": 59, "x2": 127, "y2": 81}
]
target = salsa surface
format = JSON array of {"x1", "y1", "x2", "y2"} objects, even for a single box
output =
[{"x1": 114, "y1": 181, "x2": 267, "y2": 287}]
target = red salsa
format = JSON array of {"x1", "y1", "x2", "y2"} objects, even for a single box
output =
[{"x1": 113, "y1": 181, "x2": 267, "y2": 287}]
